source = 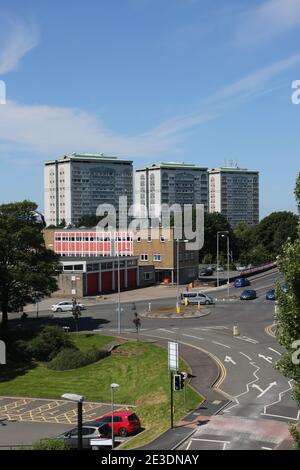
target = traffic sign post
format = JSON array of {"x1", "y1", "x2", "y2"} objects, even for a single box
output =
[{"x1": 168, "y1": 342, "x2": 178, "y2": 429}]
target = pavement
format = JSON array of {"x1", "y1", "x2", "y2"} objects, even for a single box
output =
[
  {"x1": 1, "y1": 268, "x2": 298, "y2": 450},
  {"x1": 0, "y1": 397, "x2": 121, "y2": 425},
  {"x1": 20, "y1": 268, "x2": 279, "y2": 315}
]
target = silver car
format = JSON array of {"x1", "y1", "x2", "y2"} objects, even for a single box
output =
[
  {"x1": 51, "y1": 301, "x2": 86, "y2": 313},
  {"x1": 57, "y1": 423, "x2": 111, "y2": 449},
  {"x1": 180, "y1": 292, "x2": 214, "y2": 305}
]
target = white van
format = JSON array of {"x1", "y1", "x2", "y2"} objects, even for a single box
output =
[{"x1": 180, "y1": 292, "x2": 214, "y2": 305}]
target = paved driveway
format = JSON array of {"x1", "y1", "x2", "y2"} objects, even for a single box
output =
[{"x1": 0, "y1": 396, "x2": 119, "y2": 424}]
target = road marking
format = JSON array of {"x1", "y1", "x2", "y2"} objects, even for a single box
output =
[
  {"x1": 158, "y1": 328, "x2": 175, "y2": 334},
  {"x1": 223, "y1": 362, "x2": 260, "y2": 413},
  {"x1": 141, "y1": 331, "x2": 229, "y2": 395},
  {"x1": 188, "y1": 438, "x2": 230, "y2": 451},
  {"x1": 268, "y1": 347, "x2": 282, "y2": 356},
  {"x1": 182, "y1": 334, "x2": 205, "y2": 340},
  {"x1": 265, "y1": 323, "x2": 276, "y2": 338},
  {"x1": 258, "y1": 354, "x2": 273, "y2": 364},
  {"x1": 224, "y1": 356, "x2": 236, "y2": 365},
  {"x1": 235, "y1": 336, "x2": 259, "y2": 344},
  {"x1": 252, "y1": 382, "x2": 277, "y2": 398},
  {"x1": 212, "y1": 341, "x2": 231, "y2": 349},
  {"x1": 239, "y1": 352, "x2": 252, "y2": 361},
  {"x1": 262, "y1": 379, "x2": 300, "y2": 421},
  {"x1": 262, "y1": 411, "x2": 300, "y2": 421},
  {"x1": 261, "y1": 447, "x2": 272, "y2": 450}
]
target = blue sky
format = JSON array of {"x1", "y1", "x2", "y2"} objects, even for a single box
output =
[{"x1": 0, "y1": 0, "x2": 300, "y2": 217}]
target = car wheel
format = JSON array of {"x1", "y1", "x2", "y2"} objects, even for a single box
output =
[
  {"x1": 56, "y1": 308, "x2": 62, "y2": 312},
  {"x1": 119, "y1": 428, "x2": 128, "y2": 437},
  {"x1": 205, "y1": 300, "x2": 210, "y2": 305}
]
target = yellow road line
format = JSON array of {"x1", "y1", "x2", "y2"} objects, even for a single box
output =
[
  {"x1": 265, "y1": 323, "x2": 276, "y2": 338},
  {"x1": 140, "y1": 332, "x2": 232, "y2": 401}
]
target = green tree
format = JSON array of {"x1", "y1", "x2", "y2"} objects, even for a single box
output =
[
  {"x1": 256, "y1": 211, "x2": 298, "y2": 256},
  {"x1": 199, "y1": 212, "x2": 235, "y2": 263},
  {"x1": 234, "y1": 222, "x2": 257, "y2": 263},
  {"x1": 0, "y1": 201, "x2": 60, "y2": 331},
  {"x1": 76, "y1": 214, "x2": 105, "y2": 228},
  {"x1": 275, "y1": 177, "x2": 300, "y2": 446}
]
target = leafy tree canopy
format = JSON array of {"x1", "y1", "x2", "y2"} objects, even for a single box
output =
[{"x1": 0, "y1": 201, "x2": 60, "y2": 331}]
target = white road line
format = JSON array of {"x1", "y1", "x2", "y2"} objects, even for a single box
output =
[
  {"x1": 268, "y1": 347, "x2": 282, "y2": 356},
  {"x1": 262, "y1": 379, "x2": 299, "y2": 419},
  {"x1": 239, "y1": 352, "x2": 252, "y2": 361},
  {"x1": 182, "y1": 334, "x2": 205, "y2": 340},
  {"x1": 198, "y1": 326, "x2": 226, "y2": 330},
  {"x1": 261, "y1": 447, "x2": 272, "y2": 450},
  {"x1": 252, "y1": 382, "x2": 277, "y2": 398},
  {"x1": 262, "y1": 412, "x2": 300, "y2": 421},
  {"x1": 235, "y1": 336, "x2": 259, "y2": 344},
  {"x1": 212, "y1": 341, "x2": 231, "y2": 349},
  {"x1": 258, "y1": 354, "x2": 273, "y2": 364},
  {"x1": 190, "y1": 438, "x2": 230, "y2": 445},
  {"x1": 158, "y1": 328, "x2": 175, "y2": 334},
  {"x1": 223, "y1": 362, "x2": 260, "y2": 414}
]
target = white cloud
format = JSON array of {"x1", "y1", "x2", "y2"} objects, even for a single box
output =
[
  {"x1": 1, "y1": 53, "x2": 300, "y2": 162},
  {"x1": 0, "y1": 18, "x2": 39, "y2": 74},
  {"x1": 235, "y1": 0, "x2": 300, "y2": 45},
  {"x1": 0, "y1": 101, "x2": 183, "y2": 159}
]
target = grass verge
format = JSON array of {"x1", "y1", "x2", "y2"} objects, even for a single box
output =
[{"x1": 0, "y1": 333, "x2": 203, "y2": 448}]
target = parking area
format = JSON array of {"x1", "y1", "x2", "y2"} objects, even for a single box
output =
[{"x1": 0, "y1": 396, "x2": 122, "y2": 425}]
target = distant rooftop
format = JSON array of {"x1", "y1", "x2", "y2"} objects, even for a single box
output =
[
  {"x1": 208, "y1": 166, "x2": 258, "y2": 174},
  {"x1": 136, "y1": 162, "x2": 208, "y2": 171},
  {"x1": 45, "y1": 152, "x2": 133, "y2": 165}
]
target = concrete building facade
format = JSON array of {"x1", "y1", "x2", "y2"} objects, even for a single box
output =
[
  {"x1": 135, "y1": 162, "x2": 208, "y2": 219},
  {"x1": 209, "y1": 167, "x2": 259, "y2": 227},
  {"x1": 44, "y1": 153, "x2": 133, "y2": 227},
  {"x1": 133, "y1": 227, "x2": 199, "y2": 284}
]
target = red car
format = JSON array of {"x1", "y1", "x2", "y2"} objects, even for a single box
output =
[{"x1": 92, "y1": 411, "x2": 141, "y2": 437}]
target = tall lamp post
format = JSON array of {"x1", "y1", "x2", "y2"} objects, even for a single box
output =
[
  {"x1": 216, "y1": 231, "x2": 230, "y2": 296},
  {"x1": 176, "y1": 238, "x2": 189, "y2": 313},
  {"x1": 112, "y1": 235, "x2": 121, "y2": 335},
  {"x1": 111, "y1": 383, "x2": 119, "y2": 450},
  {"x1": 62, "y1": 393, "x2": 84, "y2": 451}
]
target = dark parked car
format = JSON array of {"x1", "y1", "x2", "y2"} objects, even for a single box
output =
[
  {"x1": 57, "y1": 423, "x2": 112, "y2": 449},
  {"x1": 234, "y1": 277, "x2": 250, "y2": 288},
  {"x1": 199, "y1": 268, "x2": 214, "y2": 277},
  {"x1": 240, "y1": 289, "x2": 257, "y2": 300},
  {"x1": 266, "y1": 289, "x2": 276, "y2": 301}
]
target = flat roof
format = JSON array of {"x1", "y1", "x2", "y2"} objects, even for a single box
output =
[
  {"x1": 60, "y1": 255, "x2": 138, "y2": 262},
  {"x1": 208, "y1": 167, "x2": 259, "y2": 174},
  {"x1": 136, "y1": 162, "x2": 208, "y2": 171},
  {"x1": 44, "y1": 153, "x2": 133, "y2": 165}
]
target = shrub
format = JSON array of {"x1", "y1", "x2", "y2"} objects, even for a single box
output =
[
  {"x1": 27, "y1": 326, "x2": 75, "y2": 361},
  {"x1": 32, "y1": 438, "x2": 70, "y2": 450},
  {"x1": 10, "y1": 339, "x2": 32, "y2": 363},
  {"x1": 47, "y1": 347, "x2": 109, "y2": 371}
]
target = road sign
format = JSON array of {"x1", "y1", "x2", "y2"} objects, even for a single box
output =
[{"x1": 168, "y1": 342, "x2": 178, "y2": 371}]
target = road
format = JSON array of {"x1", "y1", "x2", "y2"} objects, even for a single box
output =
[{"x1": 3, "y1": 268, "x2": 299, "y2": 450}]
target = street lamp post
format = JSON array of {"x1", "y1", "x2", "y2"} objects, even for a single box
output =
[
  {"x1": 176, "y1": 239, "x2": 189, "y2": 314},
  {"x1": 62, "y1": 393, "x2": 84, "y2": 451},
  {"x1": 111, "y1": 383, "x2": 119, "y2": 450},
  {"x1": 112, "y1": 235, "x2": 121, "y2": 335},
  {"x1": 217, "y1": 231, "x2": 230, "y2": 293}
]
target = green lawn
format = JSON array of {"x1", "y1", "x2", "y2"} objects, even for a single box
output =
[{"x1": 0, "y1": 333, "x2": 203, "y2": 448}]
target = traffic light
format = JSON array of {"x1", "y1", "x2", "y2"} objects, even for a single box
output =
[
  {"x1": 173, "y1": 374, "x2": 181, "y2": 391},
  {"x1": 173, "y1": 373, "x2": 185, "y2": 391}
]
